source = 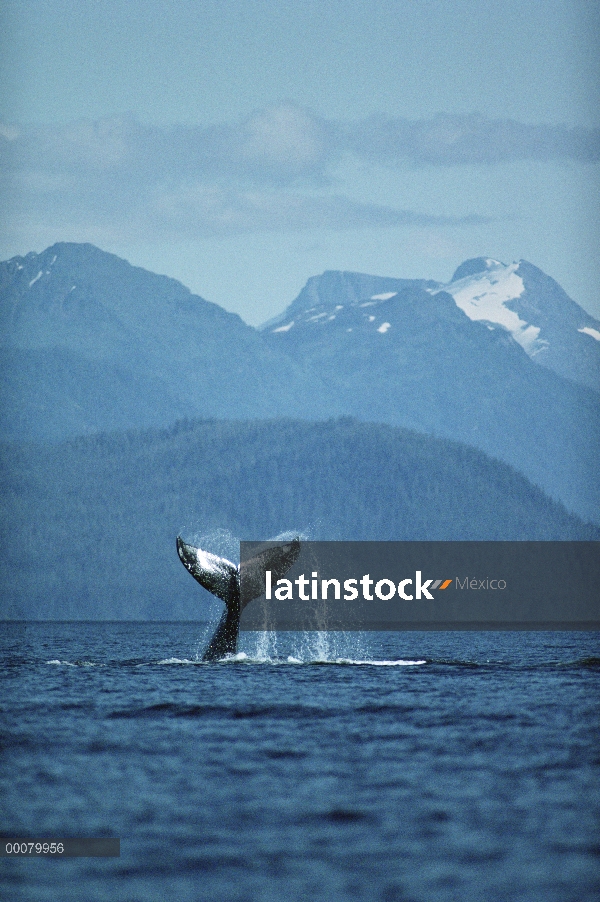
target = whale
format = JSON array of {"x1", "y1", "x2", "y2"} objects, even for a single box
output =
[{"x1": 176, "y1": 536, "x2": 300, "y2": 661}]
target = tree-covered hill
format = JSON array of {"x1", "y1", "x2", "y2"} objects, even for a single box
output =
[{"x1": 1, "y1": 418, "x2": 596, "y2": 620}]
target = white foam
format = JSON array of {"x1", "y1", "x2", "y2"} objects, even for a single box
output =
[
  {"x1": 155, "y1": 657, "x2": 197, "y2": 665},
  {"x1": 335, "y1": 658, "x2": 426, "y2": 666},
  {"x1": 232, "y1": 657, "x2": 427, "y2": 666},
  {"x1": 579, "y1": 326, "x2": 600, "y2": 342}
]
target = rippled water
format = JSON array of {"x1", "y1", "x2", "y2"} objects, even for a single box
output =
[{"x1": 1, "y1": 623, "x2": 599, "y2": 901}]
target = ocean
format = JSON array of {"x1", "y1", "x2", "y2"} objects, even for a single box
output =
[{"x1": 1, "y1": 623, "x2": 599, "y2": 901}]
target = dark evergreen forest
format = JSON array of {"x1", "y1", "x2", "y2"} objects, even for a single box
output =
[{"x1": 1, "y1": 418, "x2": 597, "y2": 619}]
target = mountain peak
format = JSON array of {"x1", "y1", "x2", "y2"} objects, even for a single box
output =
[{"x1": 450, "y1": 257, "x2": 507, "y2": 282}]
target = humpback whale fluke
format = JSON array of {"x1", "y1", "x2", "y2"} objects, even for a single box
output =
[{"x1": 176, "y1": 536, "x2": 300, "y2": 661}]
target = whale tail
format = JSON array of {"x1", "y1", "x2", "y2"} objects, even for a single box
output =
[
  {"x1": 176, "y1": 537, "x2": 239, "y2": 606},
  {"x1": 176, "y1": 536, "x2": 300, "y2": 660}
]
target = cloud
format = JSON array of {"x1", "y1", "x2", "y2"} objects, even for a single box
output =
[
  {"x1": 144, "y1": 186, "x2": 488, "y2": 237},
  {"x1": 1, "y1": 105, "x2": 596, "y2": 240},
  {"x1": 238, "y1": 105, "x2": 329, "y2": 171},
  {"x1": 347, "y1": 113, "x2": 600, "y2": 166},
  {"x1": 0, "y1": 105, "x2": 333, "y2": 188}
]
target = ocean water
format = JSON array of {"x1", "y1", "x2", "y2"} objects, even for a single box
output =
[{"x1": 1, "y1": 623, "x2": 599, "y2": 902}]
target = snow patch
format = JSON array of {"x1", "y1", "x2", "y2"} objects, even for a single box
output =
[
  {"x1": 273, "y1": 321, "x2": 294, "y2": 332},
  {"x1": 377, "y1": 322, "x2": 391, "y2": 333},
  {"x1": 50, "y1": 255, "x2": 57, "y2": 266},
  {"x1": 578, "y1": 326, "x2": 600, "y2": 342},
  {"x1": 442, "y1": 261, "x2": 547, "y2": 355},
  {"x1": 307, "y1": 312, "x2": 329, "y2": 322},
  {"x1": 371, "y1": 292, "x2": 397, "y2": 300},
  {"x1": 367, "y1": 315, "x2": 375, "y2": 322},
  {"x1": 29, "y1": 271, "x2": 43, "y2": 287}
]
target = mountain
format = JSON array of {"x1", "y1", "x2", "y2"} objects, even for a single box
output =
[
  {"x1": 263, "y1": 264, "x2": 600, "y2": 524},
  {"x1": 0, "y1": 243, "x2": 339, "y2": 441},
  {"x1": 264, "y1": 259, "x2": 600, "y2": 393},
  {"x1": 442, "y1": 258, "x2": 600, "y2": 393},
  {"x1": 1, "y1": 244, "x2": 598, "y2": 523},
  {"x1": 1, "y1": 418, "x2": 596, "y2": 620}
]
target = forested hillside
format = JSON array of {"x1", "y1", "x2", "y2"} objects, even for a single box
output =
[{"x1": 1, "y1": 418, "x2": 596, "y2": 620}]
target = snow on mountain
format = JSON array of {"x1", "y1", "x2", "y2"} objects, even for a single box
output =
[
  {"x1": 266, "y1": 257, "x2": 600, "y2": 393},
  {"x1": 264, "y1": 280, "x2": 419, "y2": 340},
  {"x1": 1, "y1": 244, "x2": 598, "y2": 522},
  {"x1": 264, "y1": 260, "x2": 600, "y2": 523},
  {"x1": 436, "y1": 261, "x2": 547, "y2": 356},
  {"x1": 579, "y1": 326, "x2": 600, "y2": 341},
  {"x1": 440, "y1": 257, "x2": 600, "y2": 392}
]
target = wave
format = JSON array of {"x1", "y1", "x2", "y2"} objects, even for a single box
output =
[
  {"x1": 41, "y1": 655, "x2": 600, "y2": 669},
  {"x1": 45, "y1": 659, "x2": 106, "y2": 667}
]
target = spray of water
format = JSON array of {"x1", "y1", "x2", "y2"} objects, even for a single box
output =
[
  {"x1": 239, "y1": 630, "x2": 375, "y2": 663},
  {"x1": 181, "y1": 524, "x2": 420, "y2": 664},
  {"x1": 182, "y1": 526, "x2": 240, "y2": 564}
]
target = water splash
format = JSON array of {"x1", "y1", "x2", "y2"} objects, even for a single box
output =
[
  {"x1": 181, "y1": 527, "x2": 241, "y2": 563},
  {"x1": 192, "y1": 622, "x2": 221, "y2": 662},
  {"x1": 239, "y1": 630, "x2": 378, "y2": 663},
  {"x1": 178, "y1": 525, "x2": 315, "y2": 566}
]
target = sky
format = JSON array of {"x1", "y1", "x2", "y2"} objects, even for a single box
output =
[{"x1": 1, "y1": 0, "x2": 599, "y2": 325}]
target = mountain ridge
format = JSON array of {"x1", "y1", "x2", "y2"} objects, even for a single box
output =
[
  {"x1": 1, "y1": 243, "x2": 598, "y2": 523},
  {"x1": 2, "y1": 417, "x2": 597, "y2": 620},
  {"x1": 264, "y1": 257, "x2": 600, "y2": 392},
  {"x1": 0, "y1": 242, "x2": 341, "y2": 441}
]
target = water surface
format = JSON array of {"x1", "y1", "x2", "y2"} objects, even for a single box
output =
[{"x1": 1, "y1": 623, "x2": 599, "y2": 901}]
